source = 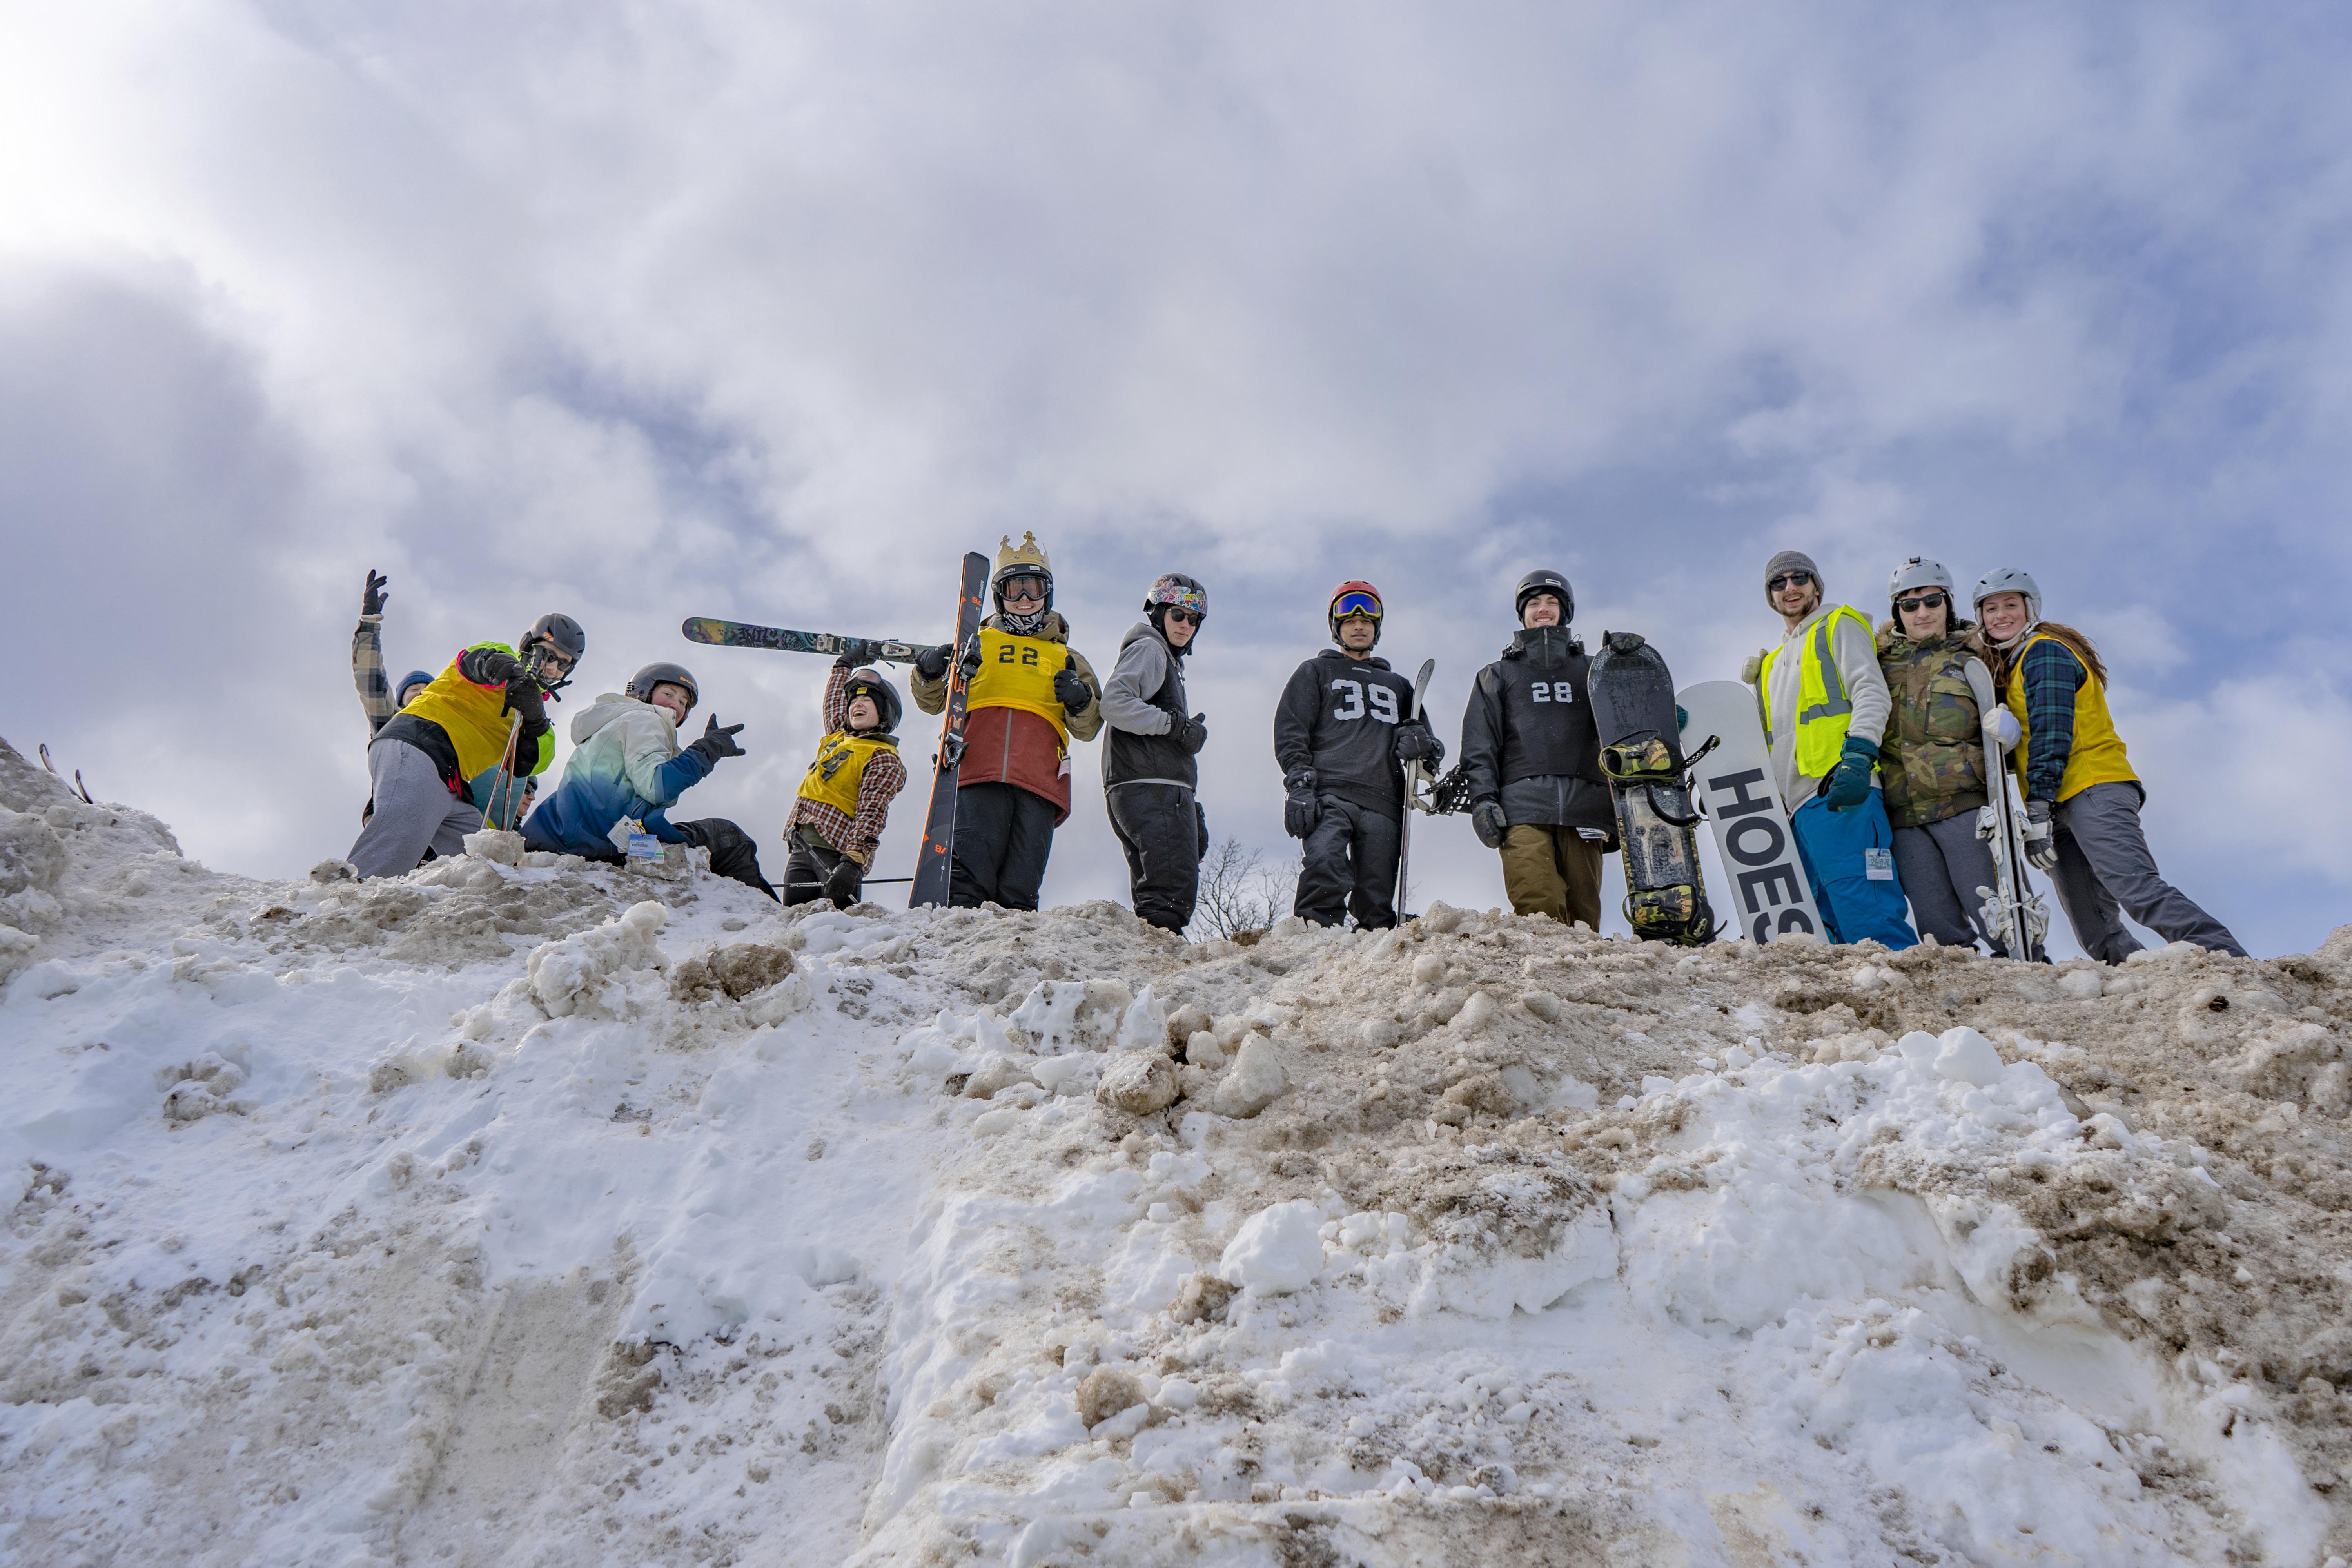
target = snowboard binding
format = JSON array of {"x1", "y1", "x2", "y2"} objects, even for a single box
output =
[{"x1": 1599, "y1": 729, "x2": 1720, "y2": 946}]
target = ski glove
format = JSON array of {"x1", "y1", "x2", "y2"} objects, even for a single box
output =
[
  {"x1": 1394, "y1": 725, "x2": 1443, "y2": 766},
  {"x1": 915, "y1": 643, "x2": 953, "y2": 681},
  {"x1": 833, "y1": 639, "x2": 881, "y2": 668},
  {"x1": 822, "y1": 856, "x2": 864, "y2": 907},
  {"x1": 1054, "y1": 660, "x2": 1093, "y2": 714},
  {"x1": 687, "y1": 716, "x2": 747, "y2": 766},
  {"x1": 1821, "y1": 735, "x2": 1878, "y2": 812},
  {"x1": 1283, "y1": 766, "x2": 1320, "y2": 839},
  {"x1": 1471, "y1": 800, "x2": 1509, "y2": 849},
  {"x1": 2022, "y1": 799, "x2": 2059, "y2": 873},
  {"x1": 362, "y1": 568, "x2": 389, "y2": 618},
  {"x1": 1195, "y1": 801, "x2": 1209, "y2": 862},
  {"x1": 470, "y1": 648, "x2": 524, "y2": 686},
  {"x1": 1178, "y1": 713, "x2": 1208, "y2": 754}
]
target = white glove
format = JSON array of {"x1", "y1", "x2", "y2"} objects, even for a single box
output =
[{"x1": 1984, "y1": 708, "x2": 2021, "y2": 751}]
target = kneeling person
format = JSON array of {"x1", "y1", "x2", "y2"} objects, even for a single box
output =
[
  {"x1": 783, "y1": 655, "x2": 909, "y2": 908},
  {"x1": 520, "y1": 662, "x2": 775, "y2": 897}
]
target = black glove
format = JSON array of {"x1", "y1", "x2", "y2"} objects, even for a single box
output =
[
  {"x1": 687, "y1": 716, "x2": 747, "y2": 765},
  {"x1": 1054, "y1": 660, "x2": 1092, "y2": 713},
  {"x1": 1177, "y1": 713, "x2": 1207, "y2": 754},
  {"x1": 1195, "y1": 800, "x2": 1209, "y2": 862},
  {"x1": 362, "y1": 569, "x2": 389, "y2": 617},
  {"x1": 1395, "y1": 725, "x2": 1443, "y2": 766},
  {"x1": 822, "y1": 856, "x2": 864, "y2": 907},
  {"x1": 2023, "y1": 799, "x2": 2058, "y2": 873},
  {"x1": 471, "y1": 647, "x2": 524, "y2": 685},
  {"x1": 957, "y1": 639, "x2": 984, "y2": 679},
  {"x1": 1471, "y1": 800, "x2": 1508, "y2": 849},
  {"x1": 833, "y1": 638, "x2": 881, "y2": 668},
  {"x1": 1283, "y1": 766, "x2": 1319, "y2": 839},
  {"x1": 915, "y1": 643, "x2": 952, "y2": 681}
]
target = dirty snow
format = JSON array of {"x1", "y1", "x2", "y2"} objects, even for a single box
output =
[{"x1": 3, "y1": 731, "x2": 2349, "y2": 1567}]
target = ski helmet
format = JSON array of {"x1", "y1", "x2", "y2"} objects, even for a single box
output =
[
  {"x1": 1887, "y1": 557, "x2": 1956, "y2": 616},
  {"x1": 624, "y1": 661, "x2": 700, "y2": 715},
  {"x1": 992, "y1": 531, "x2": 1054, "y2": 615},
  {"x1": 1514, "y1": 568, "x2": 1574, "y2": 624},
  {"x1": 1971, "y1": 566, "x2": 2042, "y2": 626},
  {"x1": 843, "y1": 668, "x2": 903, "y2": 735},
  {"x1": 1328, "y1": 581, "x2": 1383, "y2": 646},
  {"x1": 396, "y1": 670, "x2": 435, "y2": 707},
  {"x1": 520, "y1": 612, "x2": 587, "y2": 690},
  {"x1": 1143, "y1": 572, "x2": 1207, "y2": 620}
]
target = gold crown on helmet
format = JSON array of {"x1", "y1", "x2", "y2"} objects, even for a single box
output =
[{"x1": 994, "y1": 530, "x2": 1051, "y2": 581}]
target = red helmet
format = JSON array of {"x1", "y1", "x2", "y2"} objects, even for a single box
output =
[{"x1": 1328, "y1": 580, "x2": 1383, "y2": 646}]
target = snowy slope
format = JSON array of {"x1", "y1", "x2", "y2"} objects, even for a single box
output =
[{"x1": 2, "y1": 732, "x2": 2348, "y2": 1568}]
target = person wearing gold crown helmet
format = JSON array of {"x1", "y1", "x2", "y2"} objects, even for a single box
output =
[{"x1": 910, "y1": 532, "x2": 1104, "y2": 909}]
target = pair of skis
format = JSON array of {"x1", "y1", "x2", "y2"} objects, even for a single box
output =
[
  {"x1": 1962, "y1": 660, "x2": 2050, "y2": 961},
  {"x1": 683, "y1": 552, "x2": 987, "y2": 909}
]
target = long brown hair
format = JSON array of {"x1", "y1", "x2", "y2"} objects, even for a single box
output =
[{"x1": 1991, "y1": 620, "x2": 2108, "y2": 687}]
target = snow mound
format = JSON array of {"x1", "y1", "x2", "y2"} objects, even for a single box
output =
[{"x1": 2, "y1": 736, "x2": 2348, "y2": 1566}]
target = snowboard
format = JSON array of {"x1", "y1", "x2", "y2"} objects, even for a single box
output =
[
  {"x1": 908, "y1": 553, "x2": 992, "y2": 909},
  {"x1": 1396, "y1": 657, "x2": 1435, "y2": 918},
  {"x1": 1588, "y1": 633, "x2": 1716, "y2": 945},
  {"x1": 681, "y1": 619, "x2": 928, "y2": 663},
  {"x1": 1674, "y1": 680, "x2": 1825, "y2": 945},
  {"x1": 1960, "y1": 659, "x2": 2050, "y2": 960}
]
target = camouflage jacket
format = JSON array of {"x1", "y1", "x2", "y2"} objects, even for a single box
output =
[{"x1": 1874, "y1": 621, "x2": 1992, "y2": 828}]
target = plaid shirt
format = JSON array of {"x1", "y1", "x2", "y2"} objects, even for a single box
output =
[
  {"x1": 2016, "y1": 637, "x2": 2083, "y2": 804},
  {"x1": 353, "y1": 617, "x2": 398, "y2": 734},
  {"x1": 782, "y1": 665, "x2": 909, "y2": 864}
]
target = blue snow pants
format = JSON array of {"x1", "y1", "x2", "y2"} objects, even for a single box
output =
[{"x1": 1791, "y1": 793, "x2": 1918, "y2": 950}]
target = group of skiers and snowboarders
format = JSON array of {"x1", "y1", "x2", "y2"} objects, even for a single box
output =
[{"x1": 343, "y1": 533, "x2": 2242, "y2": 965}]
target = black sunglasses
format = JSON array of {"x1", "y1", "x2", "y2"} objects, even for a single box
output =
[
  {"x1": 1895, "y1": 592, "x2": 1948, "y2": 613},
  {"x1": 1165, "y1": 607, "x2": 1203, "y2": 626},
  {"x1": 1768, "y1": 571, "x2": 1814, "y2": 591}
]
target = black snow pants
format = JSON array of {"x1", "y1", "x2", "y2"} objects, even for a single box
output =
[
  {"x1": 675, "y1": 819, "x2": 779, "y2": 900},
  {"x1": 782, "y1": 830, "x2": 862, "y2": 909},
  {"x1": 1294, "y1": 795, "x2": 1401, "y2": 929},
  {"x1": 1108, "y1": 782, "x2": 1202, "y2": 933},
  {"x1": 949, "y1": 781, "x2": 1059, "y2": 911}
]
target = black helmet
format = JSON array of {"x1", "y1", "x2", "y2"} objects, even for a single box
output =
[
  {"x1": 843, "y1": 668, "x2": 902, "y2": 735},
  {"x1": 521, "y1": 612, "x2": 587, "y2": 691},
  {"x1": 1144, "y1": 572, "x2": 1207, "y2": 652},
  {"x1": 1514, "y1": 569, "x2": 1574, "y2": 624},
  {"x1": 625, "y1": 662, "x2": 699, "y2": 715}
]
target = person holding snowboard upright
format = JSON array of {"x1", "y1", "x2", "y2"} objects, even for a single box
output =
[
  {"x1": 1975, "y1": 568, "x2": 2244, "y2": 962},
  {"x1": 1274, "y1": 581, "x2": 1444, "y2": 930},
  {"x1": 1101, "y1": 573, "x2": 1212, "y2": 932},
  {"x1": 521, "y1": 661, "x2": 777, "y2": 897},
  {"x1": 909, "y1": 532, "x2": 1103, "y2": 910},
  {"x1": 781, "y1": 653, "x2": 910, "y2": 908},
  {"x1": 1745, "y1": 552, "x2": 1917, "y2": 949},
  {"x1": 1873, "y1": 557, "x2": 2024, "y2": 955},
  {"x1": 1457, "y1": 569, "x2": 1613, "y2": 932},
  {"x1": 348, "y1": 612, "x2": 585, "y2": 878}
]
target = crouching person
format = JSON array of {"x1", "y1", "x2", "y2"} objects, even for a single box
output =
[
  {"x1": 520, "y1": 661, "x2": 776, "y2": 898},
  {"x1": 348, "y1": 613, "x2": 583, "y2": 878},
  {"x1": 782, "y1": 655, "x2": 909, "y2": 907},
  {"x1": 1103, "y1": 574, "x2": 1211, "y2": 931}
]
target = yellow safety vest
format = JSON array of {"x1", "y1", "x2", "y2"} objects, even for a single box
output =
[
  {"x1": 1757, "y1": 605, "x2": 1877, "y2": 778},
  {"x1": 795, "y1": 731, "x2": 899, "y2": 815},
  {"x1": 2003, "y1": 631, "x2": 2138, "y2": 804},
  {"x1": 965, "y1": 627, "x2": 1071, "y2": 741},
  {"x1": 401, "y1": 643, "x2": 554, "y2": 781}
]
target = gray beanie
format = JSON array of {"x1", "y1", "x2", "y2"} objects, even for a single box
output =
[{"x1": 1764, "y1": 550, "x2": 1821, "y2": 606}]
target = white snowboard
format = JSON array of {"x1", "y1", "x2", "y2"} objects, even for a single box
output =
[{"x1": 1675, "y1": 679, "x2": 1825, "y2": 945}]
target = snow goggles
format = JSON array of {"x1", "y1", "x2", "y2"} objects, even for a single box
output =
[
  {"x1": 999, "y1": 572, "x2": 1049, "y2": 602},
  {"x1": 1330, "y1": 591, "x2": 1383, "y2": 621},
  {"x1": 1894, "y1": 592, "x2": 1948, "y2": 613},
  {"x1": 1766, "y1": 571, "x2": 1814, "y2": 592}
]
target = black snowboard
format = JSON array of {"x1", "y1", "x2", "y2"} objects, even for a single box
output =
[
  {"x1": 1588, "y1": 632, "x2": 1715, "y2": 945},
  {"x1": 908, "y1": 553, "x2": 991, "y2": 908}
]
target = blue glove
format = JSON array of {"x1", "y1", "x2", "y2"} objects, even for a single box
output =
[{"x1": 1821, "y1": 735, "x2": 1877, "y2": 812}]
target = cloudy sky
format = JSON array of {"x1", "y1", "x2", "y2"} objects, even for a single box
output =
[{"x1": 5, "y1": 1, "x2": 2348, "y2": 958}]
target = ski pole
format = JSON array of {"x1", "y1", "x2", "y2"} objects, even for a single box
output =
[{"x1": 483, "y1": 710, "x2": 523, "y2": 831}]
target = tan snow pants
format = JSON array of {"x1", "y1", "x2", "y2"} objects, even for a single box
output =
[{"x1": 1499, "y1": 824, "x2": 1605, "y2": 933}]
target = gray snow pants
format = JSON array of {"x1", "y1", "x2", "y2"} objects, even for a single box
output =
[
  {"x1": 348, "y1": 737, "x2": 481, "y2": 879},
  {"x1": 1892, "y1": 814, "x2": 2008, "y2": 955},
  {"x1": 2049, "y1": 781, "x2": 2245, "y2": 963}
]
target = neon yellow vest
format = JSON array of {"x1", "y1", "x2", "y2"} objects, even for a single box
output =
[
  {"x1": 965, "y1": 627, "x2": 1070, "y2": 741},
  {"x1": 1757, "y1": 605, "x2": 1877, "y2": 778},
  {"x1": 402, "y1": 643, "x2": 553, "y2": 780},
  {"x1": 795, "y1": 731, "x2": 899, "y2": 815},
  {"x1": 2003, "y1": 631, "x2": 2137, "y2": 803}
]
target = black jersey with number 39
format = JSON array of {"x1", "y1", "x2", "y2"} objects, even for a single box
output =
[{"x1": 1272, "y1": 648, "x2": 1423, "y2": 814}]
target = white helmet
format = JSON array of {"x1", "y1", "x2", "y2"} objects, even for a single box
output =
[
  {"x1": 1887, "y1": 557, "x2": 1954, "y2": 605},
  {"x1": 1971, "y1": 566, "x2": 2042, "y2": 624}
]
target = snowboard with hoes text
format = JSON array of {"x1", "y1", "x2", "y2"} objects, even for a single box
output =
[
  {"x1": 909, "y1": 553, "x2": 992, "y2": 909},
  {"x1": 1395, "y1": 658, "x2": 1436, "y2": 919},
  {"x1": 1675, "y1": 679, "x2": 1824, "y2": 945},
  {"x1": 1588, "y1": 632, "x2": 1717, "y2": 944},
  {"x1": 681, "y1": 619, "x2": 929, "y2": 663}
]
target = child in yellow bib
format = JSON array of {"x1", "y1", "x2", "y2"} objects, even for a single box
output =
[{"x1": 783, "y1": 656, "x2": 909, "y2": 907}]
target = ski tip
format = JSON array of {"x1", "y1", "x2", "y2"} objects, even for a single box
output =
[{"x1": 681, "y1": 617, "x2": 725, "y2": 644}]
